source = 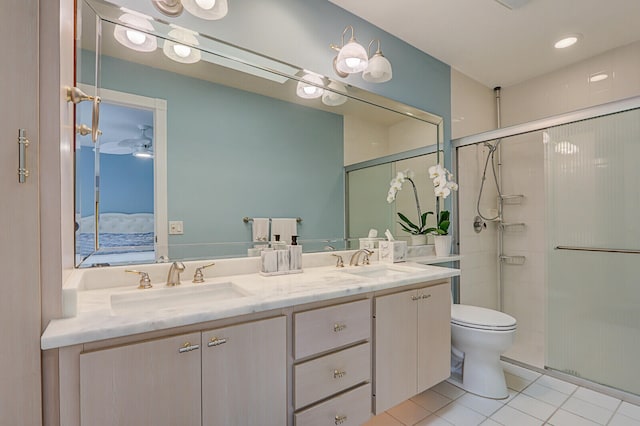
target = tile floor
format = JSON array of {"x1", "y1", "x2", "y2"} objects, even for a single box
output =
[{"x1": 363, "y1": 362, "x2": 640, "y2": 426}]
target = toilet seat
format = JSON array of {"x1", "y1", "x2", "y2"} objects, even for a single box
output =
[{"x1": 451, "y1": 304, "x2": 517, "y2": 331}]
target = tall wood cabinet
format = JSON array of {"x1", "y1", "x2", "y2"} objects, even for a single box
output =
[
  {"x1": 374, "y1": 282, "x2": 451, "y2": 414},
  {"x1": 0, "y1": 0, "x2": 42, "y2": 424},
  {"x1": 79, "y1": 317, "x2": 286, "y2": 426}
]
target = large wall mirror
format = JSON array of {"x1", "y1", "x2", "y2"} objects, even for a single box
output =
[{"x1": 75, "y1": 0, "x2": 443, "y2": 267}]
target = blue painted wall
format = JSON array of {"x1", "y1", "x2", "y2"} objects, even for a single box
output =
[
  {"x1": 82, "y1": 54, "x2": 344, "y2": 247},
  {"x1": 77, "y1": 148, "x2": 154, "y2": 216}
]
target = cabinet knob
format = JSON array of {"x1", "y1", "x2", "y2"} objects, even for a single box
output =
[
  {"x1": 178, "y1": 342, "x2": 200, "y2": 353},
  {"x1": 208, "y1": 337, "x2": 228, "y2": 347},
  {"x1": 334, "y1": 415, "x2": 347, "y2": 425},
  {"x1": 333, "y1": 369, "x2": 347, "y2": 379},
  {"x1": 333, "y1": 323, "x2": 347, "y2": 332},
  {"x1": 411, "y1": 295, "x2": 420, "y2": 301}
]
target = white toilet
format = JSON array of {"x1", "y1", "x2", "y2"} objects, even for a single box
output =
[{"x1": 450, "y1": 304, "x2": 517, "y2": 399}]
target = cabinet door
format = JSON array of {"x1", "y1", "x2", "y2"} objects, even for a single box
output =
[
  {"x1": 374, "y1": 289, "x2": 418, "y2": 414},
  {"x1": 202, "y1": 316, "x2": 287, "y2": 426},
  {"x1": 417, "y1": 283, "x2": 452, "y2": 393},
  {"x1": 80, "y1": 332, "x2": 202, "y2": 426}
]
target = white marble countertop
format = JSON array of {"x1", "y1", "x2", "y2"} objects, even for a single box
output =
[{"x1": 41, "y1": 255, "x2": 460, "y2": 350}]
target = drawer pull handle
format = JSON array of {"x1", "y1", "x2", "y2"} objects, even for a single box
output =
[
  {"x1": 421, "y1": 294, "x2": 431, "y2": 299},
  {"x1": 178, "y1": 342, "x2": 200, "y2": 353},
  {"x1": 208, "y1": 337, "x2": 228, "y2": 347},
  {"x1": 335, "y1": 415, "x2": 347, "y2": 425},
  {"x1": 333, "y1": 323, "x2": 347, "y2": 332},
  {"x1": 333, "y1": 369, "x2": 347, "y2": 379},
  {"x1": 411, "y1": 295, "x2": 420, "y2": 301}
]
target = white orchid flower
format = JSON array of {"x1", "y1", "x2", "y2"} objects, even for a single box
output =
[
  {"x1": 395, "y1": 171, "x2": 407, "y2": 183},
  {"x1": 428, "y1": 164, "x2": 445, "y2": 179},
  {"x1": 447, "y1": 181, "x2": 459, "y2": 191},
  {"x1": 390, "y1": 178, "x2": 402, "y2": 190},
  {"x1": 432, "y1": 175, "x2": 447, "y2": 188},
  {"x1": 435, "y1": 186, "x2": 451, "y2": 198},
  {"x1": 405, "y1": 169, "x2": 415, "y2": 179}
]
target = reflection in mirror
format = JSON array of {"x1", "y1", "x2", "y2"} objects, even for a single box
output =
[
  {"x1": 347, "y1": 152, "x2": 440, "y2": 247},
  {"x1": 75, "y1": 0, "x2": 443, "y2": 267}
]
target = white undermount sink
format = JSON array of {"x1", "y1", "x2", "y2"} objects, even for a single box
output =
[
  {"x1": 110, "y1": 282, "x2": 252, "y2": 315},
  {"x1": 341, "y1": 264, "x2": 424, "y2": 279}
]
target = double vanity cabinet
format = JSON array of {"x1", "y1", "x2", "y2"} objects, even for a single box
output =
[{"x1": 50, "y1": 265, "x2": 455, "y2": 426}]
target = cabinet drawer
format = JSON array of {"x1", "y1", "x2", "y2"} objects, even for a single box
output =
[
  {"x1": 295, "y1": 383, "x2": 371, "y2": 426},
  {"x1": 294, "y1": 299, "x2": 371, "y2": 359},
  {"x1": 295, "y1": 343, "x2": 370, "y2": 409}
]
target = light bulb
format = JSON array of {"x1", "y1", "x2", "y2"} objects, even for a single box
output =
[
  {"x1": 345, "y1": 57, "x2": 361, "y2": 69},
  {"x1": 303, "y1": 86, "x2": 317, "y2": 95},
  {"x1": 126, "y1": 29, "x2": 146, "y2": 45},
  {"x1": 195, "y1": 0, "x2": 216, "y2": 10},
  {"x1": 173, "y1": 44, "x2": 192, "y2": 58}
]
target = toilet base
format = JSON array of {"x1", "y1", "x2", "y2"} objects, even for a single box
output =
[{"x1": 458, "y1": 351, "x2": 509, "y2": 399}]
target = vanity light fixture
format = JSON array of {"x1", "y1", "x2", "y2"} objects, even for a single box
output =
[
  {"x1": 362, "y1": 39, "x2": 392, "y2": 83},
  {"x1": 322, "y1": 81, "x2": 348, "y2": 106},
  {"x1": 296, "y1": 72, "x2": 325, "y2": 99},
  {"x1": 114, "y1": 10, "x2": 158, "y2": 52},
  {"x1": 132, "y1": 145, "x2": 154, "y2": 159},
  {"x1": 152, "y1": 0, "x2": 228, "y2": 20},
  {"x1": 589, "y1": 72, "x2": 608, "y2": 83},
  {"x1": 331, "y1": 26, "x2": 369, "y2": 77},
  {"x1": 163, "y1": 26, "x2": 201, "y2": 64}
]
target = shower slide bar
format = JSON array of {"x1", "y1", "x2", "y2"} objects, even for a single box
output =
[{"x1": 555, "y1": 246, "x2": 640, "y2": 254}]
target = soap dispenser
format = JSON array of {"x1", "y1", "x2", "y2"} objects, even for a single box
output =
[{"x1": 289, "y1": 236, "x2": 302, "y2": 271}]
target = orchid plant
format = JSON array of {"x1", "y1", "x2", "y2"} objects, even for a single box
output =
[
  {"x1": 386, "y1": 165, "x2": 458, "y2": 236},
  {"x1": 428, "y1": 164, "x2": 458, "y2": 235},
  {"x1": 387, "y1": 169, "x2": 433, "y2": 235}
]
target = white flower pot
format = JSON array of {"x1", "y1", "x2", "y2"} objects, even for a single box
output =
[
  {"x1": 434, "y1": 235, "x2": 452, "y2": 257},
  {"x1": 410, "y1": 234, "x2": 428, "y2": 246}
]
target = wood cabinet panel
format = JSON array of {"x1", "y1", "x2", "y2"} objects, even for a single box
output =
[
  {"x1": 294, "y1": 384, "x2": 372, "y2": 426},
  {"x1": 295, "y1": 342, "x2": 371, "y2": 409},
  {"x1": 417, "y1": 283, "x2": 452, "y2": 393},
  {"x1": 294, "y1": 299, "x2": 371, "y2": 360},
  {"x1": 202, "y1": 316, "x2": 287, "y2": 426},
  {"x1": 374, "y1": 289, "x2": 418, "y2": 413},
  {"x1": 80, "y1": 332, "x2": 202, "y2": 426}
]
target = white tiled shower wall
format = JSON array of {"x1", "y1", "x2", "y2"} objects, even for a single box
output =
[{"x1": 451, "y1": 41, "x2": 640, "y2": 368}]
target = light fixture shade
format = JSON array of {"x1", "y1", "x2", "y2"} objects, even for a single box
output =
[
  {"x1": 363, "y1": 52, "x2": 392, "y2": 83},
  {"x1": 296, "y1": 73, "x2": 324, "y2": 99},
  {"x1": 114, "y1": 13, "x2": 157, "y2": 52},
  {"x1": 182, "y1": 0, "x2": 228, "y2": 20},
  {"x1": 133, "y1": 145, "x2": 154, "y2": 158},
  {"x1": 322, "y1": 81, "x2": 348, "y2": 106},
  {"x1": 336, "y1": 39, "x2": 368, "y2": 74},
  {"x1": 163, "y1": 27, "x2": 201, "y2": 64}
]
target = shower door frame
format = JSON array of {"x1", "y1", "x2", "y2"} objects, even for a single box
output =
[{"x1": 449, "y1": 94, "x2": 640, "y2": 305}]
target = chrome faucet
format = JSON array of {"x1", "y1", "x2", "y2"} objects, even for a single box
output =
[
  {"x1": 349, "y1": 249, "x2": 373, "y2": 266},
  {"x1": 166, "y1": 261, "x2": 186, "y2": 287},
  {"x1": 331, "y1": 253, "x2": 344, "y2": 268}
]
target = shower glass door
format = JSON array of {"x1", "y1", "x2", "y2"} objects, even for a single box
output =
[{"x1": 545, "y1": 107, "x2": 640, "y2": 395}]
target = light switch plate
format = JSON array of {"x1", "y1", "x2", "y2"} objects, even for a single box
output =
[{"x1": 169, "y1": 221, "x2": 184, "y2": 235}]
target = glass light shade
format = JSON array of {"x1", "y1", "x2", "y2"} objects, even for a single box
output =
[
  {"x1": 162, "y1": 28, "x2": 201, "y2": 64},
  {"x1": 336, "y1": 39, "x2": 368, "y2": 74},
  {"x1": 114, "y1": 13, "x2": 157, "y2": 52},
  {"x1": 132, "y1": 145, "x2": 154, "y2": 158},
  {"x1": 296, "y1": 73, "x2": 324, "y2": 99},
  {"x1": 322, "y1": 81, "x2": 348, "y2": 107},
  {"x1": 363, "y1": 52, "x2": 392, "y2": 83},
  {"x1": 182, "y1": 0, "x2": 228, "y2": 20}
]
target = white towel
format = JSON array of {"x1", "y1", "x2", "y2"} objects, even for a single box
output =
[
  {"x1": 271, "y1": 218, "x2": 298, "y2": 245},
  {"x1": 252, "y1": 218, "x2": 270, "y2": 242}
]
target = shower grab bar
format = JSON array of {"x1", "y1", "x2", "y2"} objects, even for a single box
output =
[{"x1": 555, "y1": 246, "x2": 640, "y2": 254}]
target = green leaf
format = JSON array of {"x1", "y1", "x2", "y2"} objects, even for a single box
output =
[
  {"x1": 438, "y1": 210, "x2": 450, "y2": 223},
  {"x1": 420, "y1": 211, "x2": 433, "y2": 228},
  {"x1": 439, "y1": 220, "x2": 450, "y2": 232},
  {"x1": 397, "y1": 221, "x2": 416, "y2": 234},
  {"x1": 397, "y1": 212, "x2": 419, "y2": 231}
]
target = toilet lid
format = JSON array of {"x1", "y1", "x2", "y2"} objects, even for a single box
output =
[{"x1": 451, "y1": 304, "x2": 517, "y2": 331}]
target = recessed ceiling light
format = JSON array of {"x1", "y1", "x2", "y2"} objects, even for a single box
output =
[
  {"x1": 554, "y1": 36, "x2": 579, "y2": 49},
  {"x1": 589, "y1": 73, "x2": 608, "y2": 83}
]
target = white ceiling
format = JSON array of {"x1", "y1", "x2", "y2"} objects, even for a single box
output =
[{"x1": 329, "y1": 0, "x2": 640, "y2": 88}]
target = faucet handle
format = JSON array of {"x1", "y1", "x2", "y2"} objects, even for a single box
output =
[
  {"x1": 331, "y1": 254, "x2": 344, "y2": 268},
  {"x1": 125, "y1": 269, "x2": 153, "y2": 289},
  {"x1": 363, "y1": 249, "x2": 373, "y2": 265},
  {"x1": 192, "y1": 262, "x2": 216, "y2": 283}
]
